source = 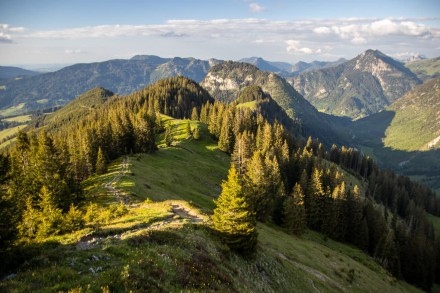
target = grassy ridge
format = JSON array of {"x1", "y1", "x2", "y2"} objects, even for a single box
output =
[{"x1": 0, "y1": 117, "x2": 423, "y2": 292}]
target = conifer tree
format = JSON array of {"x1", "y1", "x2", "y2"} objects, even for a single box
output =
[
  {"x1": 18, "y1": 197, "x2": 40, "y2": 239},
  {"x1": 244, "y1": 150, "x2": 272, "y2": 221},
  {"x1": 191, "y1": 107, "x2": 199, "y2": 121},
  {"x1": 186, "y1": 120, "x2": 192, "y2": 138},
  {"x1": 37, "y1": 186, "x2": 62, "y2": 238},
  {"x1": 164, "y1": 123, "x2": 173, "y2": 147},
  {"x1": 283, "y1": 183, "x2": 306, "y2": 235},
  {"x1": 193, "y1": 125, "x2": 200, "y2": 140},
  {"x1": 231, "y1": 131, "x2": 255, "y2": 175},
  {"x1": 218, "y1": 113, "x2": 234, "y2": 153},
  {"x1": 212, "y1": 165, "x2": 257, "y2": 253},
  {"x1": 306, "y1": 168, "x2": 325, "y2": 230},
  {"x1": 95, "y1": 147, "x2": 107, "y2": 175},
  {"x1": 63, "y1": 204, "x2": 85, "y2": 232}
]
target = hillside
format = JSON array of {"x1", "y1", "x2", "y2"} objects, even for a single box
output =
[
  {"x1": 347, "y1": 77, "x2": 440, "y2": 193},
  {"x1": 37, "y1": 87, "x2": 115, "y2": 130},
  {"x1": 406, "y1": 57, "x2": 440, "y2": 81},
  {"x1": 292, "y1": 49, "x2": 421, "y2": 119},
  {"x1": 0, "y1": 56, "x2": 220, "y2": 116},
  {"x1": 0, "y1": 66, "x2": 39, "y2": 80},
  {"x1": 384, "y1": 77, "x2": 440, "y2": 151},
  {"x1": 0, "y1": 117, "x2": 423, "y2": 292},
  {"x1": 201, "y1": 61, "x2": 348, "y2": 145}
]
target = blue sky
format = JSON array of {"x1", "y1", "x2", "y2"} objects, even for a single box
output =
[{"x1": 1, "y1": 0, "x2": 439, "y2": 66}]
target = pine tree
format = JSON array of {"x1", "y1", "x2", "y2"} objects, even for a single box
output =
[
  {"x1": 212, "y1": 165, "x2": 257, "y2": 253},
  {"x1": 306, "y1": 168, "x2": 325, "y2": 230},
  {"x1": 63, "y1": 204, "x2": 85, "y2": 232},
  {"x1": 37, "y1": 186, "x2": 62, "y2": 238},
  {"x1": 193, "y1": 125, "x2": 201, "y2": 140},
  {"x1": 95, "y1": 147, "x2": 107, "y2": 175},
  {"x1": 244, "y1": 151, "x2": 272, "y2": 221},
  {"x1": 218, "y1": 113, "x2": 234, "y2": 153},
  {"x1": 185, "y1": 120, "x2": 192, "y2": 138},
  {"x1": 231, "y1": 131, "x2": 254, "y2": 175},
  {"x1": 191, "y1": 107, "x2": 199, "y2": 121},
  {"x1": 164, "y1": 123, "x2": 173, "y2": 147},
  {"x1": 18, "y1": 197, "x2": 40, "y2": 239},
  {"x1": 283, "y1": 183, "x2": 307, "y2": 235}
]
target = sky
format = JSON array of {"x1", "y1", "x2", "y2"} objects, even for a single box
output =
[{"x1": 0, "y1": 0, "x2": 439, "y2": 67}]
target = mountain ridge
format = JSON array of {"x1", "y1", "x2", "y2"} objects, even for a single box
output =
[
  {"x1": 0, "y1": 66, "x2": 39, "y2": 80},
  {"x1": 292, "y1": 49, "x2": 421, "y2": 119},
  {"x1": 0, "y1": 56, "x2": 221, "y2": 116}
]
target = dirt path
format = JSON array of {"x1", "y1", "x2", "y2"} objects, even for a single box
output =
[
  {"x1": 170, "y1": 203, "x2": 204, "y2": 223},
  {"x1": 104, "y1": 156, "x2": 130, "y2": 205},
  {"x1": 76, "y1": 201, "x2": 205, "y2": 250}
]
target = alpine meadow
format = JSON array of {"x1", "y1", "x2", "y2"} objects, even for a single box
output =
[{"x1": 0, "y1": 1, "x2": 440, "y2": 292}]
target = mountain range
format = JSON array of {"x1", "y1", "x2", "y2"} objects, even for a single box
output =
[
  {"x1": 291, "y1": 50, "x2": 422, "y2": 120},
  {"x1": 0, "y1": 56, "x2": 220, "y2": 115},
  {"x1": 0, "y1": 66, "x2": 39, "y2": 80},
  {"x1": 238, "y1": 56, "x2": 346, "y2": 77}
]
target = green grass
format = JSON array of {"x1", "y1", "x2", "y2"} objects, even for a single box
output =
[
  {"x1": 3, "y1": 114, "x2": 32, "y2": 123},
  {"x1": 0, "y1": 103, "x2": 26, "y2": 117},
  {"x1": 0, "y1": 117, "x2": 424, "y2": 292},
  {"x1": 236, "y1": 100, "x2": 258, "y2": 110},
  {"x1": 36, "y1": 99, "x2": 49, "y2": 104},
  {"x1": 114, "y1": 117, "x2": 230, "y2": 211},
  {"x1": 0, "y1": 125, "x2": 27, "y2": 141}
]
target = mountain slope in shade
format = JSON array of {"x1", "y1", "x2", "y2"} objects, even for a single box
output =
[
  {"x1": 0, "y1": 56, "x2": 221, "y2": 116},
  {"x1": 292, "y1": 49, "x2": 421, "y2": 119},
  {"x1": 0, "y1": 66, "x2": 39, "y2": 80},
  {"x1": 201, "y1": 61, "x2": 347, "y2": 144},
  {"x1": 405, "y1": 57, "x2": 440, "y2": 81}
]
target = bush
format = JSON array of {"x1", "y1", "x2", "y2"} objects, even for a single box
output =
[{"x1": 62, "y1": 204, "x2": 85, "y2": 233}]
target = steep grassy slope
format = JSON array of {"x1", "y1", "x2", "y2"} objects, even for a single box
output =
[
  {"x1": 0, "y1": 116, "x2": 424, "y2": 292},
  {"x1": 406, "y1": 57, "x2": 440, "y2": 81},
  {"x1": 292, "y1": 50, "x2": 421, "y2": 119},
  {"x1": 384, "y1": 77, "x2": 440, "y2": 151}
]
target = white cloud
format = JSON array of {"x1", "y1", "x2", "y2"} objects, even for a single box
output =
[
  {"x1": 249, "y1": 3, "x2": 265, "y2": 13},
  {"x1": 16, "y1": 18, "x2": 438, "y2": 44},
  {"x1": 0, "y1": 23, "x2": 25, "y2": 43},
  {"x1": 313, "y1": 27, "x2": 331, "y2": 34},
  {"x1": 286, "y1": 40, "x2": 317, "y2": 55},
  {"x1": 320, "y1": 19, "x2": 439, "y2": 41},
  {"x1": 2, "y1": 18, "x2": 439, "y2": 63},
  {"x1": 65, "y1": 49, "x2": 84, "y2": 54}
]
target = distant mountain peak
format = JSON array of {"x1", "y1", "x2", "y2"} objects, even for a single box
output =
[{"x1": 292, "y1": 50, "x2": 421, "y2": 120}]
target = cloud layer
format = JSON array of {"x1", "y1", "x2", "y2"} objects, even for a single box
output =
[{"x1": 1, "y1": 17, "x2": 439, "y2": 63}]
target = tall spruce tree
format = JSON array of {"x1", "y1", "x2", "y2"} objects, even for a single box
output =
[
  {"x1": 283, "y1": 183, "x2": 307, "y2": 235},
  {"x1": 95, "y1": 147, "x2": 107, "y2": 175},
  {"x1": 212, "y1": 164, "x2": 257, "y2": 253}
]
